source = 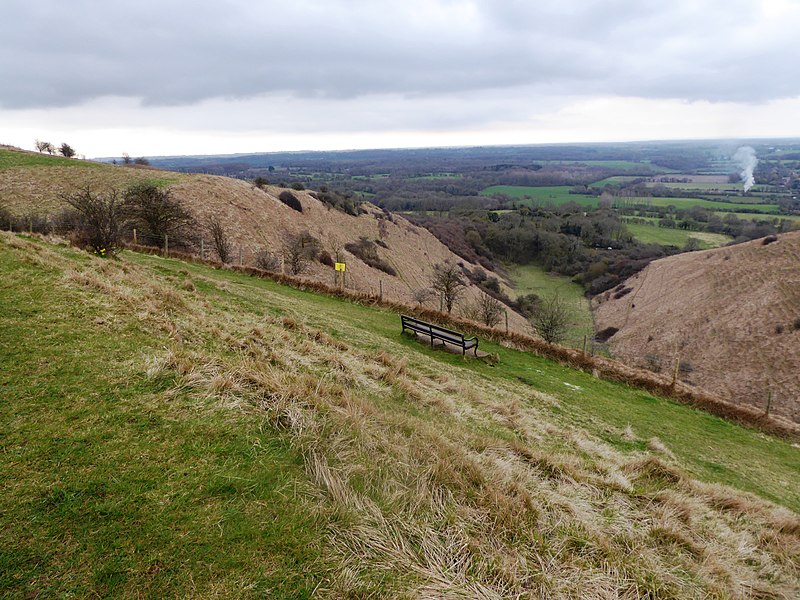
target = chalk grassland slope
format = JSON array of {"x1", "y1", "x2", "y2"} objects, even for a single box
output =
[
  {"x1": 0, "y1": 148, "x2": 530, "y2": 333},
  {"x1": 593, "y1": 231, "x2": 800, "y2": 424},
  {"x1": 2, "y1": 232, "x2": 799, "y2": 598}
]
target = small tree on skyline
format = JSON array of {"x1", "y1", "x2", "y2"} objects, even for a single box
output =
[{"x1": 59, "y1": 143, "x2": 76, "y2": 158}]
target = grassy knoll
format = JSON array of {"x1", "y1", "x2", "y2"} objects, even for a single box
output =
[
  {"x1": 481, "y1": 185, "x2": 599, "y2": 207},
  {"x1": 2, "y1": 233, "x2": 799, "y2": 597},
  {"x1": 506, "y1": 264, "x2": 594, "y2": 348},
  {"x1": 0, "y1": 148, "x2": 102, "y2": 170},
  {"x1": 614, "y1": 196, "x2": 781, "y2": 213},
  {"x1": 624, "y1": 222, "x2": 732, "y2": 248}
]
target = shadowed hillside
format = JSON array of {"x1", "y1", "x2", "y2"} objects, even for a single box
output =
[{"x1": 594, "y1": 231, "x2": 800, "y2": 423}]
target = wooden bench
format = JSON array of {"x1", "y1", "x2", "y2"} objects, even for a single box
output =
[{"x1": 401, "y1": 315, "x2": 479, "y2": 356}]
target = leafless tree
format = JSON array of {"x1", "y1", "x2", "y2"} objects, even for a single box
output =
[
  {"x1": 35, "y1": 139, "x2": 53, "y2": 154},
  {"x1": 61, "y1": 188, "x2": 124, "y2": 256},
  {"x1": 282, "y1": 231, "x2": 320, "y2": 275},
  {"x1": 465, "y1": 291, "x2": 504, "y2": 327},
  {"x1": 123, "y1": 183, "x2": 195, "y2": 248},
  {"x1": 529, "y1": 294, "x2": 569, "y2": 344},
  {"x1": 208, "y1": 216, "x2": 232, "y2": 263},
  {"x1": 255, "y1": 248, "x2": 281, "y2": 271},
  {"x1": 431, "y1": 260, "x2": 466, "y2": 313}
]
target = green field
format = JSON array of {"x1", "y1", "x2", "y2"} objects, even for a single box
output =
[
  {"x1": 481, "y1": 185, "x2": 599, "y2": 207},
  {"x1": 615, "y1": 196, "x2": 781, "y2": 213},
  {"x1": 624, "y1": 222, "x2": 732, "y2": 248},
  {"x1": 2, "y1": 233, "x2": 799, "y2": 597},
  {"x1": 0, "y1": 148, "x2": 100, "y2": 170},
  {"x1": 507, "y1": 264, "x2": 594, "y2": 348}
]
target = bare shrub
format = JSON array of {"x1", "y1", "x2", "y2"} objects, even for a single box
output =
[
  {"x1": 412, "y1": 288, "x2": 435, "y2": 306},
  {"x1": 645, "y1": 354, "x2": 663, "y2": 373},
  {"x1": 464, "y1": 291, "x2": 504, "y2": 327},
  {"x1": 282, "y1": 231, "x2": 320, "y2": 274},
  {"x1": 123, "y1": 183, "x2": 196, "y2": 248},
  {"x1": 208, "y1": 216, "x2": 232, "y2": 263},
  {"x1": 529, "y1": 294, "x2": 569, "y2": 344},
  {"x1": 61, "y1": 188, "x2": 124, "y2": 256},
  {"x1": 255, "y1": 248, "x2": 281, "y2": 272}
]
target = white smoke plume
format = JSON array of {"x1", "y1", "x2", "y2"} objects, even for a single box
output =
[{"x1": 733, "y1": 146, "x2": 758, "y2": 192}]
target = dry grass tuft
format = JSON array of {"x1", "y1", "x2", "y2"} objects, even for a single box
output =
[{"x1": 625, "y1": 456, "x2": 684, "y2": 486}]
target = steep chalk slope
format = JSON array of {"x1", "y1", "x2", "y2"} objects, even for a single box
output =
[{"x1": 594, "y1": 231, "x2": 800, "y2": 423}]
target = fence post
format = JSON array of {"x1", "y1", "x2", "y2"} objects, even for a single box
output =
[
  {"x1": 133, "y1": 228, "x2": 137, "y2": 245},
  {"x1": 504, "y1": 309, "x2": 508, "y2": 334},
  {"x1": 200, "y1": 239, "x2": 204, "y2": 259},
  {"x1": 765, "y1": 388, "x2": 772, "y2": 417},
  {"x1": 671, "y1": 352, "x2": 681, "y2": 387},
  {"x1": 379, "y1": 279, "x2": 383, "y2": 301},
  {"x1": 164, "y1": 234, "x2": 169, "y2": 255},
  {"x1": 583, "y1": 335, "x2": 587, "y2": 354}
]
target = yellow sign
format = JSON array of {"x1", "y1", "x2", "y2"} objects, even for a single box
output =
[{"x1": 335, "y1": 262, "x2": 346, "y2": 272}]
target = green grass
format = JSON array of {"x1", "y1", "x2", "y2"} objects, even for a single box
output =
[
  {"x1": 614, "y1": 196, "x2": 781, "y2": 213},
  {"x1": 506, "y1": 264, "x2": 594, "y2": 348},
  {"x1": 624, "y1": 222, "x2": 733, "y2": 248},
  {"x1": 125, "y1": 250, "x2": 798, "y2": 513},
  {"x1": 0, "y1": 238, "x2": 337, "y2": 597},
  {"x1": 481, "y1": 185, "x2": 599, "y2": 207},
  {"x1": 0, "y1": 148, "x2": 101, "y2": 170},
  {"x1": 2, "y1": 234, "x2": 799, "y2": 596}
]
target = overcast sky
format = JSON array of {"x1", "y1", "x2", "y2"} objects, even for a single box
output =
[{"x1": 2, "y1": 0, "x2": 800, "y2": 157}]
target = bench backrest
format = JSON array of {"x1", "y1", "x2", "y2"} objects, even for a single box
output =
[{"x1": 401, "y1": 315, "x2": 477, "y2": 347}]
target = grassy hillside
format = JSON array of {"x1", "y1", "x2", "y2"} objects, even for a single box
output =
[
  {"x1": 0, "y1": 147, "x2": 531, "y2": 332},
  {"x1": 2, "y1": 232, "x2": 799, "y2": 598}
]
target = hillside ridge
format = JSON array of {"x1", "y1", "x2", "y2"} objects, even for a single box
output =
[{"x1": 0, "y1": 147, "x2": 530, "y2": 332}]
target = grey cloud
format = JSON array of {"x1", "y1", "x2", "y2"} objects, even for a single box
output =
[{"x1": 1, "y1": 0, "x2": 798, "y2": 110}]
